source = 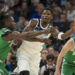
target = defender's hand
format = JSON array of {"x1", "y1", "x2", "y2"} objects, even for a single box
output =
[
  {"x1": 43, "y1": 39, "x2": 52, "y2": 45},
  {"x1": 50, "y1": 26, "x2": 59, "y2": 38}
]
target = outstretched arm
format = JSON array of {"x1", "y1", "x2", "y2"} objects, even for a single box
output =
[
  {"x1": 21, "y1": 28, "x2": 51, "y2": 39},
  {"x1": 2, "y1": 28, "x2": 51, "y2": 41},
  {"x1": 26, "y1": 37, "x2": 51, "y2": 44},
  {"x1": 52, "y1": 22, "x2": 75, "y2": 40},
  {"x1": 61, "y1": 20, "x2": 75, "y2": 40},
  {"x1": 54, "y1": 38, "x2": 74, "y2": 75},
  {"x1": 59, "y1": 21, "x2": 75, "y2": 40},
  {"x1": 60, "y1": 28, "x2": 73, "y2": 40},
  {"x1": 23, "y1": 19, "x2": 37, "y2": 32}
]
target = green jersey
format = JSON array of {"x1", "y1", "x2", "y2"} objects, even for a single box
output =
[
  {"x1": 0, "y1": 28, "x2": 12, "y2": 75},
  {"x1": 63, "y1": 37, "x2": 75, "y2": 66},
  {"x1": 0, "y1": 28, "x2": 11, "y2": 63},
  {"x1": 61, "y1": 37, "x2": 75, "y2": 75}
]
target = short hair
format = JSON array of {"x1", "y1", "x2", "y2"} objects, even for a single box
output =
[
  {"x1": 46, "y1": 54, "x2": 55, "y2": 60},
  {"x1": 42, "y1": 7, "x2": 52, "y2": 13}
]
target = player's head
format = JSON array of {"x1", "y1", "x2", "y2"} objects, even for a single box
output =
[
  {"x1": 0, "y1": 11, "x2": 16, "y2": 30},
  {"x1": 41, "y1": 7, "x2": 53, "y2": 23}
]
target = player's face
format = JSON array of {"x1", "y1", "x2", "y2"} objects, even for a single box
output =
[
  {"x1": 5, "y1": 17, "x2": 16, "y2": 30},
  {"x1": 41, "y1": 10, "x2": 52, "y2": 23}
]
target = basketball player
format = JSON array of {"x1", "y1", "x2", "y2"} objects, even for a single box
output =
[
  {"x1": 0, "y1": 11, "x2": 55, "y2": 75},
  {"x1": 54, "y1": 37, "x2": 75, "y2": 75},
  {"x1": 15, "y1": 8, "x2": 75, "y2": 75}
]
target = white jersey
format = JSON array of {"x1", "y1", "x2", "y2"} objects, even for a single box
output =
[
  {"x1": 15, "y1": 36, "x2": 50, "y2": 75},
  {"x1": 16, "y1": 40, "x2": 43, "y2": 75},
  {"x1": 15, "y1": 19, "x2": 51, "y2": 75},
  {"x1": 17, "y1": 40, "x2": 43, "y2": 58}
]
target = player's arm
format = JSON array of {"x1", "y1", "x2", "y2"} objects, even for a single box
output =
[
  {"x1": 61, "y1": 22, "x2": 75, "y2": 40},
  {"x1": 2, "y1": 28, "x2": 51, "y2": 41},
  {"x1": 23, "y1": 19, "x2": 52, "y2": 43},
  {"x1": 23, "y1": 19, "x2": 38, "y2": 32},
  {"x1": 21, "y1": 28, "x2": 52, "y2": 39},
  {"x1": 60, "y1": 28, "x2": 73, "y2": 40},
  {"x1": 54, "y1": 38, "x2": 74, "y2": 75},
  {"x1": 51, "y1": 22, "x2": 75, "y2": 40},
  {"x1": 26, "y1": 37, "x2": 51, "y2": 44},
  {"x1": 2, "y1": 31, "x2": 22, "y2": 41}
]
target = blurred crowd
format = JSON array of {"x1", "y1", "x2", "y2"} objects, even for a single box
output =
[{"x1": 0, "y1": 0, "x2": 75, "y2": 75}]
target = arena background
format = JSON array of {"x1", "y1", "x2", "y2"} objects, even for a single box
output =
[{"x1": 0, "y1": 0, "x2": 75, "y2": 75}]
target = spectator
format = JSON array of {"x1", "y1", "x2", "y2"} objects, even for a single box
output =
[
  {"x1": 59, "y1": 0, "x2": 67, "y2": 9},
  {"x1": 70, "y1": 0, "x2": 75, "y2": 9},
  {"x1": 47, "y1": 46, "x2": 59, "y2": 57},
  {"x1": 8, "y1": 8, "x2": 19, "y2": 22},
  {"x1": 40, "y1": 54, "x2": 55, "y2": 75},
  {"x1": 28, "y1": 0, "x2": 40, "y2": 20},
  {"x1": 0, "y1": 0, "x2": 4, "y2": 10},
  {"x1": 6, "y1": 44, "x2": 17, "y2": 65},
  {"x1": 53, "y1": 13, "x2": 70, "y2": 32},
  {"x1": 51, "y1": 1, "x2": 58, "y2": 10},
  {"x1": 31, "y1": 3, "x2": 45, "y2": 19},
  {"x1": 14, "y1": 0, "x2": 20, "y2": 6},
  {"x1": 47, "y1": 46, "x2": 59, "y2": 62},
  {"x1": 0, "y1": 0, "x2": 8, "y2": 12},
  {"x1": 31, "y1": 0, "x2": 40, "y2": 7},
  {"x1": 64, "y1": 1, "x2": 75, "y2": 22},
  {"x1": 39, "y1": 49, "x2": 48, "y2": 69},
  {"x1": 15, "y1": 15, "x2": 28, "y2": 32},
  {"x1": 52, "y1": 7, "x2": 62, "y2": 23},
  {"x1": 19, "y1": 1, "x2": 29, "y2": 20},
  {"x1": 6, "y1": 55, "x2": 17, "y2": 72},
  {"x1": 40, "y1": 0, "x2": 47, "y2": 7}
]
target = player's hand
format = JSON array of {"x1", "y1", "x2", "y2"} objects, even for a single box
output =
[
  {"x1": 30, "y1": 19, "x2": 37, "y2": 28},
  {"x1": 43, "y1": 39, "x2": 52, "y2": 44},
  {"x1": 54, "y1": 70, "x2": 60, "y2": 75},
  {"x1": 50, "y1": 26, "x2": 59, "y2": 38}
]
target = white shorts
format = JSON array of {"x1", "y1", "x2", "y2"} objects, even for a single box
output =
[
  {"x1": 14, "y1": 41, "x2": 43, "y2": 75},
  {"x1": 15, "y1": 53, "x2": 40, "y2": 75}
]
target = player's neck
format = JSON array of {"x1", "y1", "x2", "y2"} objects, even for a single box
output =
[{"x1": 41, "y1": 20, "x2": 49, "y2": 29}]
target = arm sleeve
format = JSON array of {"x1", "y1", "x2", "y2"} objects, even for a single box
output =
[{"x1": 58, "y1": 32, "x2": 64, "y2": 40}]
